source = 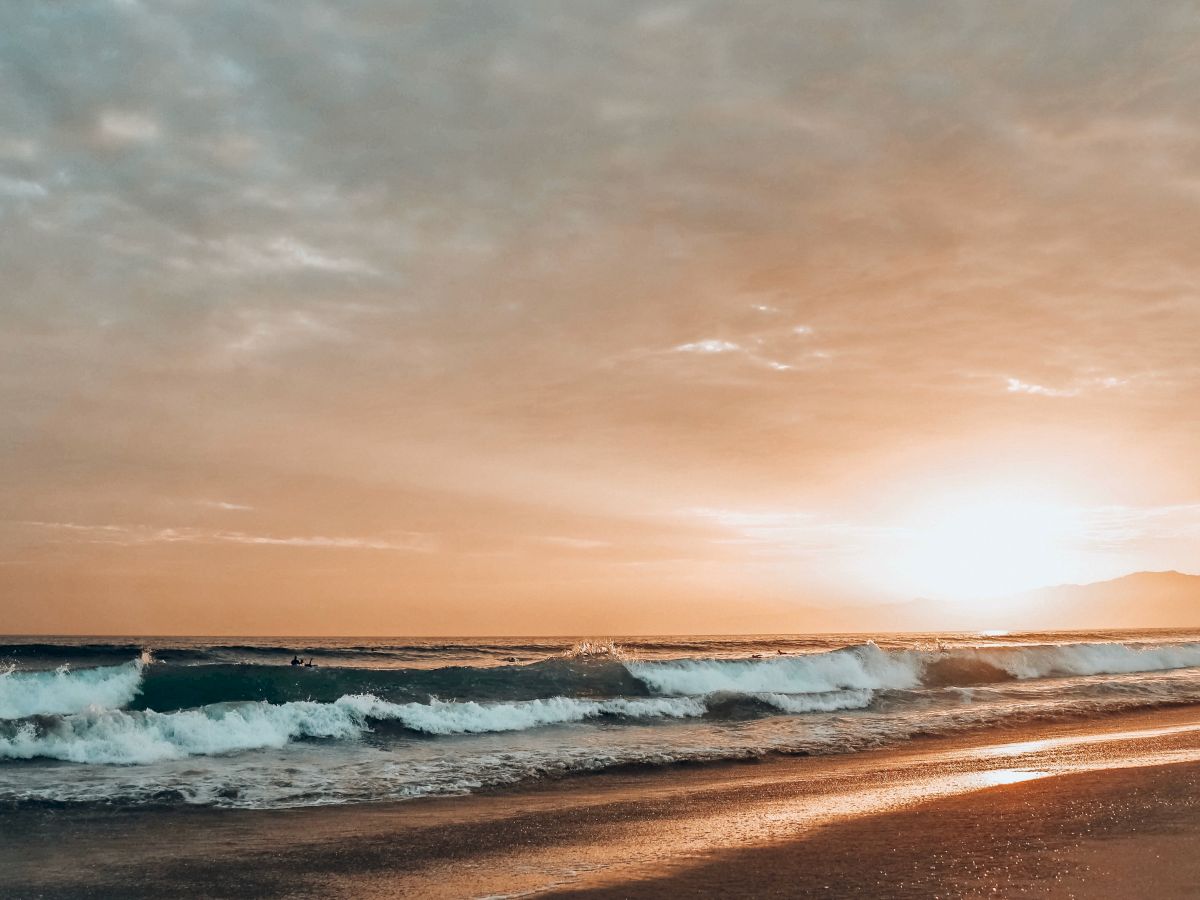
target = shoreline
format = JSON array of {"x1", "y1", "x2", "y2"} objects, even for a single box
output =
[
  {"x1": 7, "y1": 704, "x2": 1200, "y2": 897},
  {"x1": 558, "y1": 759, "x2": 1200, "y2": 899}
]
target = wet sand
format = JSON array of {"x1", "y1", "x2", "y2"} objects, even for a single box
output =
[{"x1": 6, "y1": 705, "x2": 1200, "y2": 898}]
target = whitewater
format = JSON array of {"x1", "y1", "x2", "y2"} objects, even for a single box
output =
[{"x1": 3, "y1": 631, "x2": 1200, "y2": 808}]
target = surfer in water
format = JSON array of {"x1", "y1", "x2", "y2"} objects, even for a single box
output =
[{"x1": 290, "y1": 654, "x2": 302, "y2": 666}]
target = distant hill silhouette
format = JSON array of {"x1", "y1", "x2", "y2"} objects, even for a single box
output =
[
  {"x1": 792, "y1": 571, "x2": 1200, "y2": 634},
  {"x1": 999, "y1": 570, "x2": 1200, "y2": 630},
  {"x1": 721, "y1": 571, "x2": 1200, "y2": 635}
]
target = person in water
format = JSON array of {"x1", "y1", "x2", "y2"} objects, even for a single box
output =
[
  {"x1": 304, "y1": 658, "x2": 316, "y2": 668},
  {"x1": 290, "y1": 655, "x2": 302, "y2": 666}
]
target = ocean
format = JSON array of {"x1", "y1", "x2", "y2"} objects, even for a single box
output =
[{"x1": 3, "y1": 631, "x2": 1200, "y2": 809}]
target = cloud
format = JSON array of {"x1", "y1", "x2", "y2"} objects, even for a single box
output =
[
  {"x1": 665, "y1": 335, "x2": 825, "y2": 375},
  {"x1": 1004, "y1": 374, "x2": 1133, "y2": 398},
  {"x1": 685, "y1": 507, "x2": 904, "y2": 557},
  {"x1": 537, "y1": 536, "x2": 611, "y2": 550},
  {"x1": 0, "y1": 176, "x2": 46, "y2": 199},
  {"x1": 2, "y1": 1, "x2": 1200, "y2": 626},
  {"x1": 1005, "y1": 378, "x2": 1080, "y2": 398},
  {"x1": 95, "y1": 111, "x2": 160, "y2": 146},
  {"x1": 1079, "y1": 504, "x2": 1200, "y2": 548},
  {"x1": 199, "y1": 530, "x2": 435, "y2": 551},
  {"x1": 209, "y1": 237, "x2": 379, "y2": 277},
  {"x1": 210, "y1": 307, "x2": 352, "y2": 364},
  {"x1": 674, "y1": 339, "x2": 741, "y2": 354},
  {"x1": 20, "y1": 521, "x2": 434, "y2": 552}
]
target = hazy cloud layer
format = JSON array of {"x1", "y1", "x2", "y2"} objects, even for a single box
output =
[{"x1": 2, "y1": 1, "x2": 1199, "y2": 631}]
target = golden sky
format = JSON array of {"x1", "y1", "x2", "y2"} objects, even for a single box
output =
[{"x1": 2, "y1": 2, "x2": 1199, "y2": 634}]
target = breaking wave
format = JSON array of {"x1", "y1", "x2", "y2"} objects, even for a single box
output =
[
  {"x1": 626, "y1": 641, "x2": 1200, "y2": 696},
  {"x1": 0, "y1": 659, "x2": 146, "y2": 720},
  {"x1": 3, "y1": 639, "x2": 1200, "y2": 775},
  {"x1": 0, "y1": 693, "x2": 708, "y2": 764},
  {"x1": 627, "y1": 643, "x2": 918, "y2": 695},
  {"x1": 3, "y1": 640, "x2": 1199, "y2": 724},
  {"x1": 341, "y1": 694, "x2": 704, "y2": 735},
  {"x1": 976, "y1": 641, "x2": 1200, "y2": 680},
  {"x1": 4, "y1": 632, "x2": 1200, "y2": 808},
  {"x1": 0, "y1": 700, "x2": 362, "y2": 764}
]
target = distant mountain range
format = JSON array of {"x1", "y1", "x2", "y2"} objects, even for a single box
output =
[
  {"x1": 718, "y1": 571, "x2": 1200, "y2": 635},
  {"x1": 998, "y1": 570, "x2": 1200, "y2": 631},
  {"x1": 791, "y1": 571, "x2": 1200, "y2": 634}
]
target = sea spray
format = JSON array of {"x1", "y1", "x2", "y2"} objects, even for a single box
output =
[{"x1": 560, "y1": 640, "x2": 629, "y2": 660}]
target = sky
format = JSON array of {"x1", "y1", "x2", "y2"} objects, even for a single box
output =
[{"x1": 2, "y1": 1, "x2": 1199, "y2": 635}]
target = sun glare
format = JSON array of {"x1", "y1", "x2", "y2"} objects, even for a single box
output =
[{"x1": 894, "y1": 491, "x2": 1082, "y2": 602}]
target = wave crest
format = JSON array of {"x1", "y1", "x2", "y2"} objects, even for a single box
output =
[
  {"x1": 0, "y1": 700, "x2": 361, "y2": 764},
  {"x1": 0, "y1": 693, "x2": 709, "y2": 764},
  {"x1": 342, "y1": 693, "x2": 704, "y2": 735},
  {"x1": 625, "y1": 641, "x2": 1200, "y2": 696},
  {"x1": 0, "y1": 660, "x2": 146, "y2": 720},
  {"x1": 627, "y1": 643, "x2": 919, "y2": 696}
]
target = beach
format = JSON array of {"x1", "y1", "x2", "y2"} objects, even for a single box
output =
[
  {"x1": 6, "y1": 703, "x2": 1200, "y2": 898},
  {"x1": 7, "y1": 2, "x2": 1200, "y2": 896}
]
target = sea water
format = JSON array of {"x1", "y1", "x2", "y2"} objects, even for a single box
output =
[{"x1": 2, "y1": 631, "x2": 1200, "y2": 808}]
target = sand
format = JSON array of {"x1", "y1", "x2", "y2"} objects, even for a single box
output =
[{"x1": 6, "y1": 705, "x2": 1200, "y2": 898}]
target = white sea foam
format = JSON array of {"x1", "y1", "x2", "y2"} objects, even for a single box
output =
[
  {"x1": 0, "y1": 659, "x2": 146, "y2": 719},
  {"x1": 0, "y1": 694, "x2": 708, "y2": 764},
  {"x1": 627, "y1": 643, "x2": 921, "y2": 696},
  {"x1": 979, "y1": 641, "x2": 1200, "y2": 680},
  {"x1": 0, "y1": 700, "x2": 362, "y2": 764},
  {"x1": 340, "y1": 694, "x2": 706, "y2": 735},
  {"x1": 626, "y1": 641, "x2": 1200, "y2": 696},
  {"x1": 753, "y1": 689, "x2": 875, "y2": 714}
]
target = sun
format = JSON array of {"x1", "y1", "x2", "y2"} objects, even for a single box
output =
[{"x1": 892, "y1": 490, "x2": 1082, "y2": 602}]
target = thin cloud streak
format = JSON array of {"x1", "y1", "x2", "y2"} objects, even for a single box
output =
[
  {"x1": 20, "y1": 522, "x2": 435, "y2": 553},
  {"x1": 675, "y1": 340, "x2": 741, "y2": 354}
]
